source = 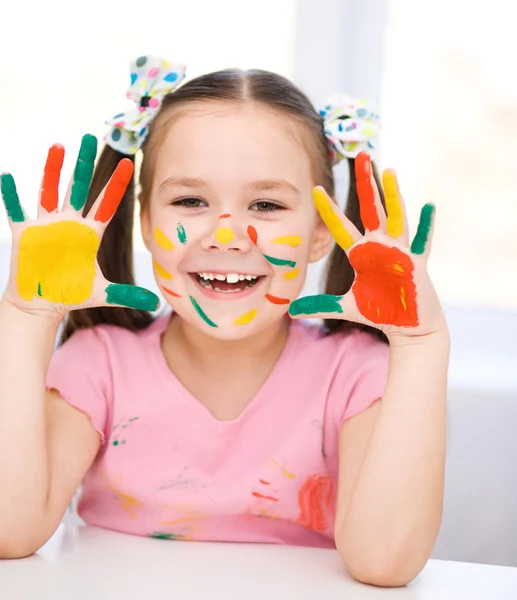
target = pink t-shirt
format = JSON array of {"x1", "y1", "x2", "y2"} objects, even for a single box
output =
[{"x1": 46, "y1": 314, "x2": 389, "y2": 548}]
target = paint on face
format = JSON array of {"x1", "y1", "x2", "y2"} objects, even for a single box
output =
[
  {"x1": 312, "y1": 188, "x2": 354, "y2": 251},
  {"x1": 154, "y1": 226, "x2": 175, "y2": 251},
  {"x1": 177, "y1": 223, "x2": 187, "y2": 244},
  {"x1": 153, "y1": 259, "x2": 173, "y2": 279},
  {"x1": 296, "y1": 474, "x2": 334, "y2": 532},
  {"x1": 105, "y1": 283, "x2": 160, "y2": 311},
  {"x1": 149, "y1": 532, "x2": 185, "y2": 540},
  {"x1": 190, "y1": 296, "x2": 218, "y2": 327},
  {"x1": 410, "y1": 203, "x2": 434, "y2": 255},
  {"x1": 160, "y1": 284, "x2": 182, "y2": 299},
  {"x1": 17, "y1": 220, "x2": 99, "y2": 303},
  {"x1": 349, "y1": 241, "x2": 418, "y2": 326},
  {"x1": 284, "y1": 268, "x2": 300, "y2": 280},
  {"x1": 265, "y1": 294, "x2": 290, "y2": 305},
  {"x1": 233, "y1": 308, "x2": 257, "y2": 325},
  {"x1": 219, "y1": 213, "x2": 231, "y2": 219},
  {"x1": 272, "y1": 235, "x2": 302, "y2": 247},
  {"x1": 70, "y1": 134, "x2": 97, "y2": 212},
  {"x1": 94, "y1": 159, "x2": 134, "y2": 223},
  {"x1": 215, "y1": 227, "x2": 235, "y2": 245},
  {"x1": 289, "y1": 293, "x2": 343, "y2": 316},
  {"x1": 355, "y1": 152, "x2": 380, "y2": 231},
  {"x1": 252, "y1": 491, "x2": 279, "y2": 502},
  {"x1": 0, "y1": 173, "x2": 25, "y2": 223},
  {"x1": 382, "y1": 170, "x2": 404, "y2": 238},
  {"x1": 264, "y1": 255, "x2": 296, "y2": 268},
  {"x1": 247, "y1": 225, "x2": 258, "y2": 244},
  {"x1": 40, "y1": 144, "x2": 64, "y2": 213}
]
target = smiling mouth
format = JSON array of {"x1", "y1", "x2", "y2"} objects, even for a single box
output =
[{"x1": 190, "y1": 272, "x2": 264, "y2": 294}]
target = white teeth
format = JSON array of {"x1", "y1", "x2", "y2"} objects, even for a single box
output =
[
  {"x1": 197, "y1": 272, "x2": 260, "y2": 282},
  {"x1": 226, "y1": 273, "x2": 239, "y2": 284},
  {"x1": 214, "y1": 274, "x2": 226, "y2": 281}
]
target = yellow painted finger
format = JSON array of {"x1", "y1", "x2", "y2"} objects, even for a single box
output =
[
  {"x1": 312, "y1": 188, "x2": 354, "y2": 251},
  {"x1": 153, "y1": 260, "x2": 173, "y2": 280},
  {"x1": 382, "y1": 171, "x2": 404, "y2": 238}
]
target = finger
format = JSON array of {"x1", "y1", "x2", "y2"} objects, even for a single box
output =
[
  {"x1": 355, "y1": 152, "x2": 385, "y2": 232},
  {"x1": 89, "y1": 158, "x2": 134, "y2": 224},
  {"x1": 410, "y1": 204, "x2": 435, "y2": 258},
  {"x1": 103, "y1": 283, "x2": 160, "y2": 311},
  {"x1": 0, "y1": 173, "x2": 27, "y2": 224},
  {"x1": 38, "y1": 144, "x2": 65, "y2": 217},
  {"x1": 288, "y1": 291, "x2": 360, "y2": 321},
  {"x1": 382, "y1": 169, "x2": 409, "y2": 244},
  {"x1": 313, "y1": 186, "x2": 361, "y2": 252},
  {"x1": 69, "y1": 134, "x2": 98, "y2": 213}
]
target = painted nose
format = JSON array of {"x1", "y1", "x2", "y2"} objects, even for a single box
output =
[{"x1": 202, "y1": 221, "x2": 253, "y2": 253}]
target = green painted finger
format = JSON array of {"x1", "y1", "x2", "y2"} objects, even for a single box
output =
[
  {"x1": 410, "y1": 203, "x2": 435, "y2": 255},
  {"x1": 0, "y1": 173, "x2": 25, "y2": 223},
  {"x1": 105, "y1": 283, "x2": 160, "y2": 311},
  {"x1": 289, "y1": 293, "x2": 343, "y2": 317},
  {"x1": 70, "y1": 134, "x2": 98, "y2": 212}
]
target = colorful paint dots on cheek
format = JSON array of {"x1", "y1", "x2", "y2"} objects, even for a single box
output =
[
  {"x1": 177, "y1": 223, "x2": 187, "y2": 244},
  {"x1": 160, "y1": 285, "x2": 182, "y2": 299},
  {"x1": 284, "y1": 268, "x2": 300, "y2": 280},
  {"x1": 215, "y1": 227, "x2": 235, "y2": 245},
  {"x1": 247, "y1": 225, "x2": 258, "y2": 245},
  {"x1": 272, "y1": 235, "x2": 302, "y2": 247},
  {"x1": 265, "y1": 294, "x2": 290, "y2": 305},
  {"x1": 233, "y1": 308, "x2": 257, "y2": 325},
  {"x1": 154, "y1": 226, "x2": 175, "y2": 251},
  {"x1": 153, "y1": 260, "x2": 173, "y2": 280},
  {"x1": 190, "y1": 296, "x2": 218, "y2": 328}
]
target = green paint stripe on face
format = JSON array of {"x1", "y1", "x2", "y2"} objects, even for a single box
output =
[
  {"x1": 177, "y1": 223, "x2": 187, "y2": 244},
  {"x1": 190, "y1": 296, "x2": 218, "y2": 327},
  {"x1": 289, "y1": 293, "x2": 344, "y2": 316},
  {"x1": 0, "y1": 173, "x2": 25, "y2": 223},
  {"x1": 264, "y1": 255, "x2": 297, "y2": 268},
  {"x1": 410, "y1": 203, "x2": 434, "y2": 255},
  {"x1": 105, "y1": 283, "x2": 160, "y2": 311},
  {"x1": 70, "y1": 134, "x2": 98, "y2": 212}
]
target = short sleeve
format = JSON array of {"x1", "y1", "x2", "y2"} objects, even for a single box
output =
[
  {"x1": 46, "y1": 327, "x2": 113, "y2": 444},
  {"x1": 329, "y1": 331, "x2": 390, "y2": 426}
]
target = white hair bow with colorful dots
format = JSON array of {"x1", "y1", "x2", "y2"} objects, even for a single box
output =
[
  {"x1": 320, "y1": 94, "x2": 381, "y2": 165},
  {"x1": 105, "y1": 55, "x2": 186, "y2": 155}
]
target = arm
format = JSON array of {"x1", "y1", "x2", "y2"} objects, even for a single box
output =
[{"x1": 334, "y1": 329, "x2": 449, "y2": 586}]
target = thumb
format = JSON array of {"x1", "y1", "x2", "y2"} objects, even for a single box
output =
[{"x1": 100, "y1": 282, "x2": 160, "y2": 311}]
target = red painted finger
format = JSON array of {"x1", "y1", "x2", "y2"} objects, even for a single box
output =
[
  {"x1": 40, "y1": 144, "x2": 65, "y2": 213},
  {"x1": 355, "y1": 152, "x2": 380, "y2": 231},
  {"x1": 94, "y1": 159, "x2": 134, "y2": 223}
]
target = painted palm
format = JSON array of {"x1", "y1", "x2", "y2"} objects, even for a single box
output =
[
  {"x1": 0, "y1": 135, "x2": 159, "y2": 316},
  {"x1": 289, "y1": 152, "x2": 444, "y2": 338}
]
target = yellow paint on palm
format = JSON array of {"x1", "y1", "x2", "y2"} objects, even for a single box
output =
[
  {"x1": 153, "y1": 260, "x2": 173, "y2": 280},
  {"x1": 312, "y1": 188, "x2": 354, "y2": 251},
  {"x1": 215, "y1": 227, "x2": 235, "y2": 245},
  {"x1": 154, "y1": 226, "x2": 175, "y2": 251},
  {"x1": 400, "y1": 286, "x2": 407, "y2": 310},
  {"x1": 382, "y1": 171, "x2": 404, "y2": 238},
  {"x1": 284, "y1": 268, "x2": 300, "y2": 280},
  {"x1": 272, "y1": 235, "x2": 302, "y2": 247},
  {"x1": 17, "y1": 220, "x2": 99, "y2": 304},
  {"x1": 234, "y1": 308, "x2": 257, "y2": 325}
]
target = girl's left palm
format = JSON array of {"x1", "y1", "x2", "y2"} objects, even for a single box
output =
[{"x1": 289, "y1": 152, "x2": 446, "y2": 339}]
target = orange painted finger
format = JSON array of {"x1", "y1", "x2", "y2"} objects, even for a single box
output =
[
  {"x1": 40, "y1": 144, "x2": 64, "y2": 213},
  {"x1": 355, "y1": 152, "x2": 380, "y2": 231},
  {"x1": 94, "y1": 159, "x2": 134, "y2": 223}
]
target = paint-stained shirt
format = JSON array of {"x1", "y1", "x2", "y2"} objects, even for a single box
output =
[{"x1": 46, "y1": 314, "x2": 389, "y2": 548}]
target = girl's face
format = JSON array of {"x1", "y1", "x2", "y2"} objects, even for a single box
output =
[{"x1": 141, "y1": 101, "x2": 331, "y2": 339}]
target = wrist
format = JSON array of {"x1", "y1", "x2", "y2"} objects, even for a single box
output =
[{"x1": 0, "y1": 297, "x2": 64, "y2": 333}]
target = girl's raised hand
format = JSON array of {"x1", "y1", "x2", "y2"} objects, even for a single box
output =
[
  {"x1": 289, "y1": 152, "x2": 446, "y2": 340},
  {"x1": 1, "y1": 134, "x2": 159, "y2": 319}
]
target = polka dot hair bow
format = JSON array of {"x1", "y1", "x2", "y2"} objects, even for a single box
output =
[
  {"x1": 105, "y1": 55, "x2": 186, "y2": 155},
  {"x1": 319, "y1": 94, "x2": 381, "y2": 165}
]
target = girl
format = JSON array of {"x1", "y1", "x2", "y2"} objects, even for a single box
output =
[{"x1": 0, "y1": 56, "x2": 449, "y2": 587}]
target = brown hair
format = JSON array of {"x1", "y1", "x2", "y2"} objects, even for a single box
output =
[{"x1": 61, "y1": 68, "x2": 387, "y2": 344}]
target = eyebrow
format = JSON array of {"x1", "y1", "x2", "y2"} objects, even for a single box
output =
[{"x1": 158, "y1": 177, "x2": 300, "y2": 194}]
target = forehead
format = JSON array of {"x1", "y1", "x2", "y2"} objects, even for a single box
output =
[{"x1": 152, "y1": 101, "x2": 314, "y2": 185}]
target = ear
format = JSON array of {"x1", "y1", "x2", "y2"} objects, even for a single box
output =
[
  {"x1": 139, "y1": 193, "x2": 152, "y2": 251},
  {"x1": 308, "y1": 209, "x2": 334, "y2": 263}
]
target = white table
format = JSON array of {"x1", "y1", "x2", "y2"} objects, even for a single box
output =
[{"x1": 2, "y1": 525, "x2": 517, "y2": 599}]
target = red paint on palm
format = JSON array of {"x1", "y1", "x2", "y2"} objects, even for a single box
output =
[
  {"x1": 94, "y1": 159, "x2": 134, "y2": 223},
  {"x1": 41, "y1": 144, "x2": 64, "y2": 213},
  {"x1": 355, "y1": 152, "x2": 380, "y2": 231},
  {"x1": 349, "y1": 241, "x2": 418, "y2": 326},
  {"x1": 296, "y1": 474, "x2": 334, "y2": 532}
]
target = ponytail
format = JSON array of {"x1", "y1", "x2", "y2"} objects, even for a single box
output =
[
  {"x1": 59, "y1": 145, "x2": 154, "y2": 345},
  {"x1": 323, "y1": 158, "x2": 389, "y2": 343}
]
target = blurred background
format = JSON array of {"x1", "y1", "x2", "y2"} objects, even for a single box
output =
[{"x1": 0, "y1": 0, "x2": 516, "y2": 567}]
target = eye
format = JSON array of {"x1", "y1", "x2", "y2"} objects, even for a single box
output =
[
  {"x1": 250, "y1": 200, "x2": 285, "y2": 213},
  {"x1": 172, "y1": 197, "x2": 207, "y2": 209}
]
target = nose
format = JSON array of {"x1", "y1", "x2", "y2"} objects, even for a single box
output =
[{"x1": 201, "y1": 216, "x2": 253, "y2": 253}]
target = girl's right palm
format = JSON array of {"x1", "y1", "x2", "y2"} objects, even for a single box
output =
[{"x1": 1, "y1": 134, "x2": 160, "y2": 319}]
